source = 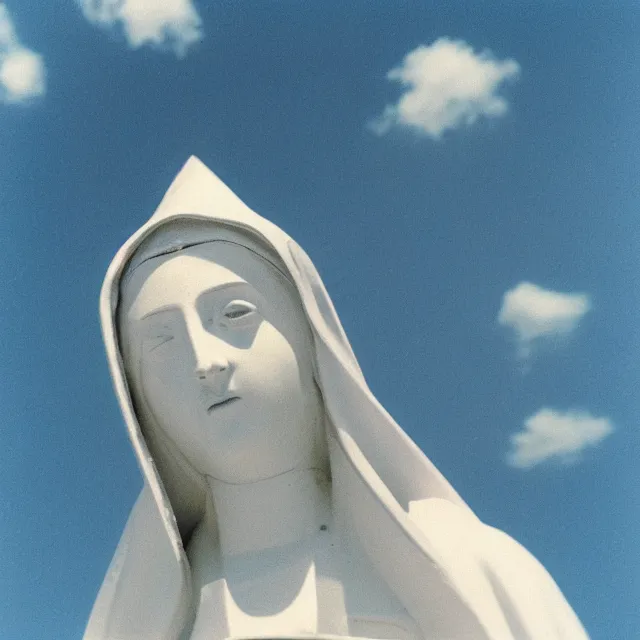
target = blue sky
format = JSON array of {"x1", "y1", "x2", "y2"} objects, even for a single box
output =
[{"x1": 0, "y1": 1, "x2": 638, "y2": 638}]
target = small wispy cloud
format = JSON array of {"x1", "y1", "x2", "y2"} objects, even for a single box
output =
[
  {"x1": 77, "y1": 0, "x2": 203, "y2": 58},
  {"x1": 370, "y1": 38, "x2": 520, "y2": 139},
  {"x1": 507, "y1": 408, "x2": 614, "y2": 469},
  {"x1": 498, "y1": 282, "x2": 591, "y2": 360},
  {"x1": 0, "y1": 6, "x2": 46, "y2": 104}
]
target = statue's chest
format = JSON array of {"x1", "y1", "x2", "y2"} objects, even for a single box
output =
[{"x1": 187, "y1": 536, "x2": 422, "y2": 640}]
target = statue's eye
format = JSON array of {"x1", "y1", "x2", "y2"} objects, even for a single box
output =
[{"x1": 221, "y1": 300, "x2": 257, "y2": 324}]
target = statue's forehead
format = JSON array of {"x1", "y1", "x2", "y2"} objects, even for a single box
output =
[
  {"x1": 134, "y1": 249, "x2": 244, "y2": 288},
  {"x1": 130, "y1": 258, "x2": 246, "y2": 315},
  {"x1": 120, "y1": 245, "x2": 255, "y2": 311},
  {"x1": 119, "y1": 242, "x2": 297, "y2": 323}
]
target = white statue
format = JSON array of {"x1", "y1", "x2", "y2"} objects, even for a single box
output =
[{"x1": 85, "y1": 157, "x2": 589, "y2": 640}]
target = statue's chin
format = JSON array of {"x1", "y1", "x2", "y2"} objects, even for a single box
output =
[{"x1": 196, "y1": 399, "x2": 320, "y2": 484}]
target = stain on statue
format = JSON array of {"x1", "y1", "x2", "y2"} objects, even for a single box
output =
[{"x1": 85, "y1": 157, "x2": 589, "y2": 640}]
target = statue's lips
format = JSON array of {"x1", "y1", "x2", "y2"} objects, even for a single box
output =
[{"x1": 207, "y1": 396, "x2": 240, "y2": 413}]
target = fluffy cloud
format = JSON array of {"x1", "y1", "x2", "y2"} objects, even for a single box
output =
[
  {"x1": 0, "y1": 6, "x2": 46, "y2": 104},
  {"x1": 371, "y1": 38, "x2": 520, "y2": 139},
  {"x1": 498, "y1": 282, "x2": 591, "y2": 359},
  {"x1": 507, "y1": 408, "x2": 614, "y2": 469},
  {"x1": 77, "y1": 0, "x2": 203, "y2": 57}
]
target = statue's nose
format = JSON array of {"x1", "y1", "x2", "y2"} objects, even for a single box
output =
[
  {"x1": 195, "y1": 359, "x2": 228, "y2": 380},
  {"x1": 186, "y1": 310, "x2": 235, "y2": 394},
  {"x1": 190, "y1": 322, "x2": 233, "y2": 392},
  {"x1": 195, "y1": 352, "x2": 233, "y2": 397}
]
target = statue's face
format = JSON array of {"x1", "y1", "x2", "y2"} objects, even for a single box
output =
[{"x1": 119, "y1": 242, "x2": 323, "y2": 484}]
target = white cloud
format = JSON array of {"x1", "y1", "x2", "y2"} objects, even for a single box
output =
[
  {"x1": 77, "y1": 0, "x2": 203, "y2": 57},
  {"x1": 0, "y1": 6, "x2": 46, "y2": 104},
  {"x1": 498, "y1": 282, "x2": 591, "y2": 359},
  {"x1": 507, "y1": 408, "x2": 613, "y2": 469},
  {"x1": 371, "y1": 38, "x2": 520, "y2": 139}
]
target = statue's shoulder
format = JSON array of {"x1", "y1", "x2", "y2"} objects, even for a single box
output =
[
  {"x1": 407, "y1": 497, "x2": 543, "y2": 565},
  {"x1": 407, "y1": 497, "x2": 482, "y2": 548},
  {"x1": 408, "y1": 498, "x2": 589, "y2": 639},
  {"x1": 406, "y1": 497, "x2": 562, "y2": 594}
]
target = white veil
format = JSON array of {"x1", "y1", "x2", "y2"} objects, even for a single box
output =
[{"x1": 85, "y1": 157, "x2": 588, "y2": 640}]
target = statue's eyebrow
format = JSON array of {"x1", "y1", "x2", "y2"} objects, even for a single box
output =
[
  {"x1": 140, "y1": 306, "x2": 180, "y2": 322},
  {"x1": 195, "y1": 280, "x2": 247, "y2": 305}
]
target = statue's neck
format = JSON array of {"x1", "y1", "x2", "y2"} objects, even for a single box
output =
[{"x1": 205, "y1": 467, "x2": 331, "y2": 559}]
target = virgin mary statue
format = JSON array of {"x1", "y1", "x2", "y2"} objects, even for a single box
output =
[{"x1": 85, "y1": 156, "x2": 588, "y2": 640}]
